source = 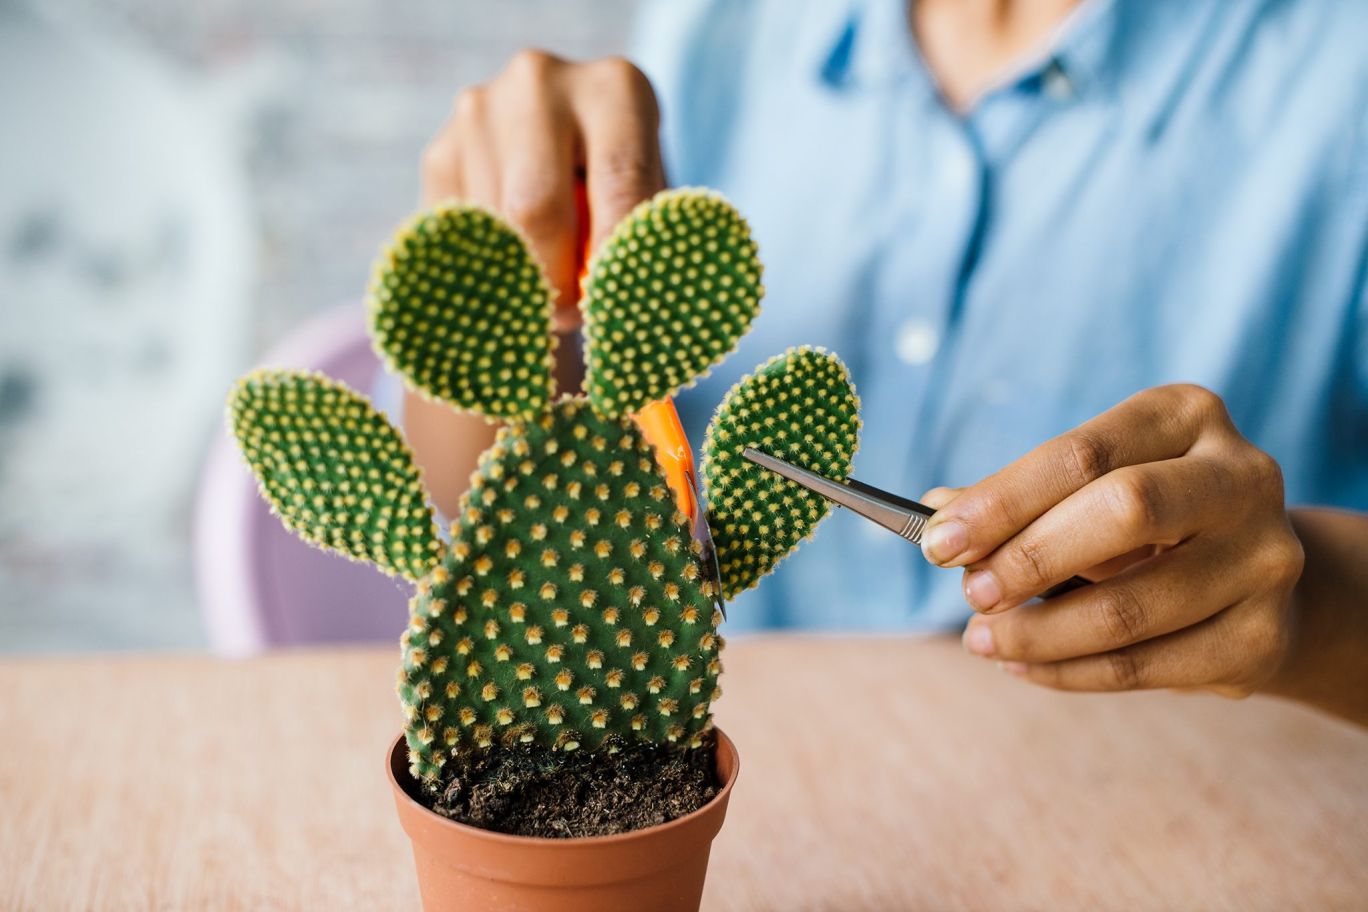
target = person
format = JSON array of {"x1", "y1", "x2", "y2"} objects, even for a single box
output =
[{"x1": 400, "y1": 0, "x2": 1368, "y2": 727}]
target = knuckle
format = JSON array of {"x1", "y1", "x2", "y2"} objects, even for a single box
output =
[
  {"x1": 592, "y1": 55, "x2": 650, "y2": 89},
  {"x1": 596, "y1": 148, "x2": 654, "y2": 183},
  {"x1": 1061, "y1": 431, "x2": 1114, "y2": 489},
  {"x1": 1093, "y1": 586, "x2": 1148, "y2": 646},
  {"x1": 1244, "y1": 613, "x2": 1291, "y2": 669},
  {"x1": 1104, "y1": 469, "x2": 1165, "y2": 534},
  {"x1": 1245, "y1": 448, "x2": 1285, "y2": 496},
  {"x1": 1257, "y1": 537, "x2": 1305, "y2": 591},
  {"x1": 1280, "y1": 537, "x2": 1306, "y2": 587},
  {"x1": 1008, "y1": 537, "x2": 1053, "y2": 591},
  {"x1": 452, "y1": 85, "x2": 486, "y2": 122},
  {"x1": 1175, "y1": 383, "x2": 1229, "y2": 426},
  {"x1": 501, "y1": 182, "x2": 562, "y2": 234},
  {"x1": 591, "y1": 150, "x2": 658, "y2": 205},
  {"x1": 420, "y1": 138, "x2": 458, "y2": 185},
  {"x1": 947, "y1": 487, "x2": 1017, "y2": 554},
  {"x1": 586, "y1": 57, "x2": 660, "y2": 119},
  {"x1": 504, "y1": 48, "x2": 558, "y2": 78},
  {"x1": 1106, "y1": 648, "x2": 1144, "y2": 690}
]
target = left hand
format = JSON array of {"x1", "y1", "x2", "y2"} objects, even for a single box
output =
[{"x1": 920, "y1": 384, "x2": 1305, "y2": 696}]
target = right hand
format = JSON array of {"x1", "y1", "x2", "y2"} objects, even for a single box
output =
[{"x1": 421, "y1": 50, "x2": 668, "y2": 330}]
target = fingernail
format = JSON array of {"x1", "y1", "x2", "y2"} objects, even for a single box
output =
[
  {"x1": 998, "y1": 661, "x2": 1029, "y2": 676},
  {"x1": 922, "y1": 521, "x2": 967, "y2": 565},
  {"x1": 963, "y1": 623, "x2": 995, "y2": 657},
  {"x1": 964, "y1": 570, "x2": 1002, "y2": 612}
]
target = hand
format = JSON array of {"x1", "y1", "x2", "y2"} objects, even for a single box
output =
[
  {"x1": 920, "y1": 384, "x2": 1305, "y2": 697},
  {"x1": 420, "y1": 50, "x2": 667, "y2": 328}
]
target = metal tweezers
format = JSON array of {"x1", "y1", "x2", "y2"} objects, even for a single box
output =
[{"x1": 742, "y1": 447, "x2": 1089, "y2": 600}]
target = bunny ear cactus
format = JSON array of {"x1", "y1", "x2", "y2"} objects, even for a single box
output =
[
  {"x1": 226, "y1": 186, "x2": 859, "y2": 793},
  {"x1": 701, "y1": 347, "x2": 861, "y2": 599},
  {"x1": 368, "y1": 205, "x2": 555, "y2": 421},
  {"x1": 228, "y1": 370, "x2": 443, "y2": 581},
  {"x1": 580, "y1": 189, "x2": 762, "y2": 418}
]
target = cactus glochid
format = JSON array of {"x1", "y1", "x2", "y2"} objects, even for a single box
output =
[{"x1": 227, "y1": 186, "x2": 860, "y2": 792}]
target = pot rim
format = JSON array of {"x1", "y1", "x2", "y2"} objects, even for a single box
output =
[{"x1": 386, "y1": 727, "x2": 739, "y2": 849}]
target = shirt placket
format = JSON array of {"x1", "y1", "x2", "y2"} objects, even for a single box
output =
[{"x1": 850, "y1": 90, "x2": 988, "y2": 619}]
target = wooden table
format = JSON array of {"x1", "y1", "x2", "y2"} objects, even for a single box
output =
[{"x1": 3, "y1": 637, "x2": 1366, "y2": 911}]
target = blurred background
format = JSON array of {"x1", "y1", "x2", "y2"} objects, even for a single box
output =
[{"x1": 0, "y1": 0, "x2": 635, "y2": 653}]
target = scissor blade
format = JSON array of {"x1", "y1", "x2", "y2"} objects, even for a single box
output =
[
  {"x1": 741, "y1": 447, "x2": 934, "y2": 544},
  {"x1": 685, "y1": 465, "x2": 728, "y2": 620}
]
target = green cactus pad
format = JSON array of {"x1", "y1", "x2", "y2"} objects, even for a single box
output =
[
  {"x1": 367, "y1": 205, "x2": 555, "y2": 421},
  {"x1": 701, "y1": 347, "x2": 860, "y2": 599},
  {"x1": 398, "y1": 397, "x2": 723, "y2": 786},
  {"x1": 581, "y1": 188, "x2": 763, "y2": 418},
  {"x1": 228, "y1": 369, "x2": 442, "y2": 581}
]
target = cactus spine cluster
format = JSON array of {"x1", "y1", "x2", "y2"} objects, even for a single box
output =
[{"x1": 227, "y1": 186, "x2": 859, "y2": 793}]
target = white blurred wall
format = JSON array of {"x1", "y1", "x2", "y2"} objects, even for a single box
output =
[{"x1": 0, "y1": 0, "x2": 637, "y2": 651}]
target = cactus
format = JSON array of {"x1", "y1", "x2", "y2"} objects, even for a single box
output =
[
  {"x1": 226, "y1": 187, "x2": 859, "y2": 794},
  {"x1": 701, "y1": 347, "x2": 861, "y2": 599},
  {"x1": 228, "y1": 369, "x2": 442, "y2": 581},
  {"x1": 368, "y1": 205, "x2": 555, "y2": 421},
  {"x1": 581, "y1": 189, "x2": 762, "y2": 418}
]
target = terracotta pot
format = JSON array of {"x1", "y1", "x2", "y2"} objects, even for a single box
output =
[{"x1": 387, "y1": 730, "x2": 740, "y2": 912}]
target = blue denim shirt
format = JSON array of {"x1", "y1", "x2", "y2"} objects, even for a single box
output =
[{"x1": 632, "y1": 0, "x2": 1368, "y2": 632}]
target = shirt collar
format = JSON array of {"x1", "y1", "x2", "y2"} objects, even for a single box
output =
[
  {"x1": 815, "y1": 0, "x2": 1123, "y2": 104},
  {"x1": 813, "y1": 0, "x2": 923, "y2": 92}
]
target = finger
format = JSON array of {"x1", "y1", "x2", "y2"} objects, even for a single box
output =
[
  {"x1": 420, "y1": 124, "x2": 463, "y2": 206},
  {"x1": 488, "y1": 63, "x2": 579, "y2": 315},
  {"x1": 962, "y1": 454, "x2": 1238, "y2": 611},
  {"x1": 964, "y1": 538, "x2": 1243, "y2": 663},
  {"x1": 569, "y1": 58, "x2": 666, "y2": 250},
  {"x1": 918, "y1": 486, "x2": 963, "y2": 512},
  {"x1": 922, "y1": 385, "x2": 1222, "y2": 569},
  {"x1": 437, "y1": 85, "x2": 499, "y2": 212},
  {"x1": 999, "y1": 598, "x2": 1287, "y2": 694},
  {"x1": 1078, "y1": 545, "x2": 1159, "y2": 583}
]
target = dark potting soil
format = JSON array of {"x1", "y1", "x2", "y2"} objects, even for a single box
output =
[{"x1": 427, "y1": 739, "x2": 719, "y2": 838}]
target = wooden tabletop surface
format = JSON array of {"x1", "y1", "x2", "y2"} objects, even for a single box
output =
[{"x1": 3, "y1": 636, "x2": 1366, "y2": 911}]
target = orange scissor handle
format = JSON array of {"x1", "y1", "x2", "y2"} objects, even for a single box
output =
[
  {"x1": 633, "y1": 399, "x2": 701, "y2": 521},
  {"x1": 573, "y1": 182, "x2": 699, "y2": 520}
]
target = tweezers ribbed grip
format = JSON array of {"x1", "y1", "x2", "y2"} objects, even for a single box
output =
[{"x1": 898, "y1": 513, "x2": 928, "y2": 544}]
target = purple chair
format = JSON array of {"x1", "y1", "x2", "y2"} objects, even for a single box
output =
[{"x1": 194, "y1": 305, "x2": 413, "y2": 655}]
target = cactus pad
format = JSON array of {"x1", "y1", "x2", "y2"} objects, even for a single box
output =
[
  {"x1": 581, "y1": 188, "x2": 763, "y2": 418},
  {"x1": 368, "y1": 205, "x2": 555, "y2": 421},
  {"x1": 398, "y1": 397, "x2": 723, "y2": 785},
  {"x1": 228, "y1": 370, "x2": 442, "y2": 581},
  {"x1": 701, "y1": 347, "x2": 860, "y2": 599}
]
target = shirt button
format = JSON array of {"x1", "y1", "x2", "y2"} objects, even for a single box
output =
[{"x1": 895, "y1": 319, "x2": 940, "y2": 365}]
